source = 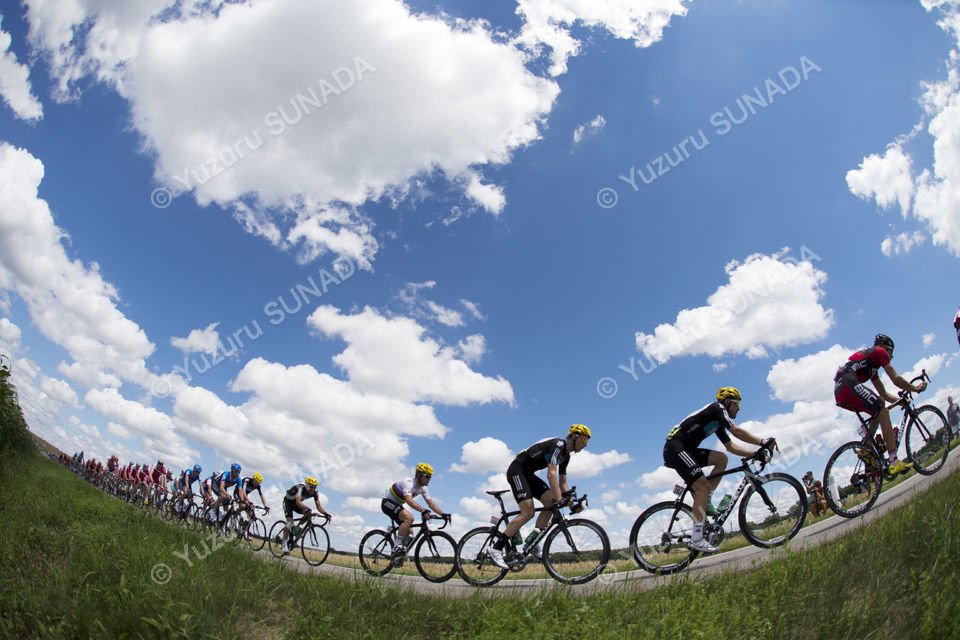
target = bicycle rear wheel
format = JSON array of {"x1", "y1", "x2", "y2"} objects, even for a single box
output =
[
  {"x1": 906, "y1": 405, "x2": 949, "y2": 475},
  {"x1": 358, "y1": 529, "x2": 395, "y2": 577},
  {"x1": 455, "y1": 527, "x2": 507, "y2": 586},
  {"x1": 246, "y1": 517, "x2": 267, "y2": 551},
  {"x1": 267, "y1": 521, "x2": 290, "y2": 559},
  {"x1": 630, "y1": 501, "x2": 697, "y2": 574},
  {"x1": 414, "y1": 531, "x2": 457, "y2": 583},
  {"x1": 542, "y1": 519, "x2": 610, "y2": 585},
  {"x1": 823, "y1": 441, "x2": 883, "y2": 518},
  {"x1": 301, "y1": 524, "x2": 330, "y2": 566},
  {"x1": 738, "y1": 472, "x2": 807, "y2": 547}
]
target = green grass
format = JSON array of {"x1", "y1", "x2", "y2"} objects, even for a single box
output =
[{"x1": 3, "y1": 448, "x2": 960, "y2": 640}]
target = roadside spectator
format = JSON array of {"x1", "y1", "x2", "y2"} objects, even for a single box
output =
[{"x1": 947, "y1": 396, "x2": 959, "y2": 440}]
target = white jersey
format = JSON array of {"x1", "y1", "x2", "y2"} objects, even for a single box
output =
[{"x1": 383, "y1": 477, "x2": 430, "y2": 505}]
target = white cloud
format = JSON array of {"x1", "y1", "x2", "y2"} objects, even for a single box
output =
[
  {"x1": 450, "y1": 437, "x2": 514, "y2": 474},
  {"x1": 846, "y1": 143, "x2": 914, "y2": 216},
  {"x1": 39, "y1": 374, "x2": 81, "y2": 409},
  {"x1": 635, "y1": 251, "x2": 833, "y2": 365},
  {"x1": 460, "y1": 299, "x2": 485, "y2": 321},
  {"x1": 566, "y1": 449, "x2": 632, "y2": 478},
  {"x1": 637, "y1": 465, "x2": 679, "y2": 490},
  {"x1": 923, "y1": 333, "x2": 936, "y2": 348},
  {"x1": 599, "y1": 489, "x2": 621, "y2": 503},
  {"x1": 0, "y1": 316, "x2": 21, "y2": 352},
  {"x1": 25, "y1": 0, "x2": 559, "y2": 263},
  {"x1": 170, "y1": 322, "x2": 225, "y2": 356},
  {"x1": 308, "y1": 305, "x2": 514, "y2": 406},
  {"x1": 766, "y1": 344, "x2": 852, "y2": 404},
  {"x1": 0, "y1": 143, "x2": 156, "y2": 390},
  {"x1": 515, "y1": 0, "x2": 690, "y2": 76},
  {"x1": 572, "y1": 114, "x2": 606, "y2": 146},
  {"x1": 712, "y1": 363, "x2": 728, "y2": 372},
  {"x1": 456, "y1": 334, "x2": 486, "y2": 364},
  {"x1": 880, "y1": 230, "x2": 926, "y2": 257},
  {"x1": 905, "y1": 353, "x2": 948, "y2": 380},
  {"x1": 0, "y1": 17, "x2": 42, "y2": 121}
]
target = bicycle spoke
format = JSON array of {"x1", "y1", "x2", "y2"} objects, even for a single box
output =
[
  {"x1": 630, "y1": 502, "x2": 696, "y2": 574},
  {"x1": 823, "y1": 441, "x2": 882, "y2": 518},
  {"x1": 906, "y1": 406, "x2": 949, "y2": 475},
  {"x1": 738, "y1": 473, "x2": 806, "y2": 547},
  {"x1": 542, "y1": 519, "x2": 609, "y2": 585},
  {"x1": 414, "y1": 532, "x2": 457, "y2": 583}
]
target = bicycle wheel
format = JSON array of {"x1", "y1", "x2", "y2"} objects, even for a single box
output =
[
  {"x1": 246, "y1": 517, "x2": 267, "y2": 551},
  {"x1": 542, "y1": 519, "x2": 610, "y2": 585},
  {"x1": 455, "y1": 526, "x2": 507, "y2": 587},
  {"x1": 267, "y1": 520, "x2": 290, "y2": 559},
  {"x1": 738, "y1": 472, "x2": 807, "y2": 547},
  {"x1": 358, "y1": 529, "x2": 395, "y2": 577},
  {"x1": 414, "y1": 531, "x2": 457, "y2": 583},
  {"x1": 301, "y1": 524, "x2": 330, "y2": 566},
  {"x1": 823, "y1": 441, "x2": 883, "y2": 518},
  {"x1": 630, "y1": 501, "x2": 697, "y2": 575},
  {"x1": 906, "y1": 405, "x2": 949, "y2": 476}
]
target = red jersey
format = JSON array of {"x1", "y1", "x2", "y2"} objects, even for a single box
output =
[
  {"x1": 151, "y1": 464, "x2": 166, "y2": 483},
  {"x1": 844, "y1": 345, "x2": 891, "y2": 383}
]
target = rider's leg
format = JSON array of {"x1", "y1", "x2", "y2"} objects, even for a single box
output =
[
  {"x1": 396, "y1": 509, "x2": 414, "y2": 542},
  {"x1": 502, "y1": 499, "x2": 535, "y2": 540}
]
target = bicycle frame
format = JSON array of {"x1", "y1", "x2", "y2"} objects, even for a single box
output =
[
  {"x1": 485, "y1": 487, "x2": 587, "y2": 567},
  {"x1": 674, "y1": 456, "x2": 773, "y2": 529}
]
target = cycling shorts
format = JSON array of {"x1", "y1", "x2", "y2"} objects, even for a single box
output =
[
  {"x1": 506, "y1": 461, "x2": 549, "y2": 504},
  {"x1": 381, "y1": 497, "x2": 405, "y2": 525},
  {"x1": 834, "y1": 370, "x2": 883, "y2": 416},
  {"x1": 662, "y1": 439, "x2": 713, "y2": 486},
  {"x1": 283, "y1": 498, "x2": 308, "y2": 526}
]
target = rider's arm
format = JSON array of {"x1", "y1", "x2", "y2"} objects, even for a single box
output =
[
  {"x1": 404, "y1": 495, "x2": 429, "y2": 514},
  {"x1": 313, "y1": 497, "x2": 331, "y2": 518},
  {"x1": 424, "y1": 497, "x2": 444, "y2": 516},
  {"x1": 546, "y1": 462, "x2": 562, "y2": 505},
  {"x1": 727, "y1": 424, "x2": 764, "y2": 448},
  {"x1": 881, "y1": 365, "x2": 927, "y2": 395}
]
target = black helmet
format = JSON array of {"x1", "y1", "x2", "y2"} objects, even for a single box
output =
[{"x1": 874, "y1": 334, "x2": 894, "y2": 352}]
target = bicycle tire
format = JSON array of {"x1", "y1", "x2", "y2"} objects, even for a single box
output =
[
  {"x1": 906, "y1": 405, "x2": 949, "y2": 476},
  {"x1": 247, "y1": 517, "x2": 267, "y2": 551},
  {"x1": 455, "y1": 526, "x2": 508, "y2": 586},
  {"x1": 823, "y1": 440, "x2": 883, "y2": 518},
  {"x1": 738, "y1": 472, "x2": 807, "y2": 548},
  {"x1": 358, "y1": 529, "x2": 395, "y2": 577},
  {"x1": 301, "y1": 524, "x2": 330, "y2": 567},
  {"x1": 267, "y1": 520, "x2": 290, "y2": 559},
  {"x1": 542, "y1": 518, "x2": 610, "y2": 585},
  {"x1": 629, "y1": 501, "x2": 697, "y2": 575},
  {"x1": 414, "y1": 531, "x2": 457, "y2": 583}
]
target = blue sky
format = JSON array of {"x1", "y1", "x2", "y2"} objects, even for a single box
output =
[{"x1": 1, "y1": 0, "x2": 958, "y2": 549}]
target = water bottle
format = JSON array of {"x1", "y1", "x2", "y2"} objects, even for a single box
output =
[
  {"x1": 292, "y1": 525, "x2": 301, "y2": 537},
  {"x1": 717, "y1": 494, "x2": 732, "y2": 513},
  {"x1": 512, "y1": 531, "x2": 524, "y2": 548}
]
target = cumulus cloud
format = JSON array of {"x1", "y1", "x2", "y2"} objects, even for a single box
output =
[
  {"x1": 880, "y1": 230, "x2": 926, "y2": 257},
  {"x1": 170, "y1": 322, "x2": 225, "y2": 356},
  {"x1": 923, "y1": 333, "x2": 936, "y2": 347},
  {"x1": 25, "y1": 0, "x2": 559, "y2": 264},
  {"x1": 766, "y1": 344, "x2": 852, "y2": 404},
  {"x1": 846, "y1": 144, "x2": 914, "y2": 216},
  {"x1": 515, "y1": 0, "x2": 690, "y2": 75},
  {"x1": 308, "y1": 305, "x2": 514, "y2": 406},
  {"x1": 0, "y1": 17, "x2": 42, "y2": 121},
  {"x1": 0, "y1": 316, "x2": 21, "y2": 352},
  {"x1": 0, "y1": 143, "x2": 156, "y2": 390},
  {"x1": 566, "y1": 449, "x2": 632, "y2": 478},
  {"x1": 450, "y1": 437, "x2": 514, "y2": 474},
  {"x1": 635, "y1": 251, "x2": 833, "y2": 365},
  {"x1": 572, "y1": 114, "x2": 606, "y2": 146}
]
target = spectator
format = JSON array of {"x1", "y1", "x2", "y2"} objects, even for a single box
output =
[{"x1": 948, "y1": 396, "x2": 959, "y2": 440}]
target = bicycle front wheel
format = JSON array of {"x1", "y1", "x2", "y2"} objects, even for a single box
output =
[
  {"x1": 455, "y1": 527, "x2": 507, "y2": 587},
  {"x1": 542, "y1": 519, "x2": 610, "y2": 585},
  {"x1": 823, "y1": 441, "x2": 883, "y2": 518},
  {"x1": 358, "y1": 529, "x2": 395, "y2": 577},
  {"x1": 738, "y1": 472, "x2": 807, "y2": 547},
  {"x1": 414, "y1": 531, "x2": 457, "y2": 583},
  {"x1": 246, "y1": 517, "x2": 267, "y2": 551},
  {"x1": 301, "y1": 524, "x2": 330, "y2": 566},
  {"x1": 906, "y1": 405, "x2": 949, "y2": 475},
  {"x1": 630, "y1": 501, "x2": 696, "y2": 575}
]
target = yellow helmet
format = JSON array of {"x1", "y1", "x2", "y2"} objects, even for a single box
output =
[
  {"x1": 305, "y1": 476, "x2": 319, "y2": 487},
  {"x1": 569, "y1": 424, "x2": 592, "y2": 438},
  {"x1": 253, "y1": 472, "x2": 263, "y2": 484},
  {"x1": 716, "y1": 387, "x2": 742, "y2": 402},
  {"x1": 415, "y1": 462, "x2": 434, "y2": 476}
]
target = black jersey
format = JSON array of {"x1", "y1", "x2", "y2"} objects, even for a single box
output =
[
  {"x1": 514, "y1": 437, "x2": 570, "y2": 475},
  {"x1": 665, "y1": 402, "x2": 734, "y2": 448}
]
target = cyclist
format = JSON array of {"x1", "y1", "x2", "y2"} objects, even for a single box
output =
[
  {"x1": 150, "y1": 458, "x2": 167, "y2": 501},
  {"x1": 381, "y1": 463, "x2": 447, "y2": 558},
  {"x1": 834, "y1": 334, "x2": 927, "y2": 476},
  {"x1": 486, "y1": 424, "x2": 591, "y2": 569},
  {"x1": 235, "y1": 472, "x2": 269, "y2": 519},
  {"x1": 663, "y1": 387, "x2": 774, "y2": 553},
  {"x1": 200, "y1": 471, "x2": 221, "y2": 507},
  {"x1": 214, "y1": 463, "x2": 243, "y2": 510},
  {"x1": 281, "y1": 476, "x2": 332, "y2": 553},
  {"x1": 175, "y1": 464, "x2": 203, "y2": 511}
]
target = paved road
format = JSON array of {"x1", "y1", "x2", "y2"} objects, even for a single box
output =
[{"x1": 266, "y1": 446, "x2": 959, "y2": 597}]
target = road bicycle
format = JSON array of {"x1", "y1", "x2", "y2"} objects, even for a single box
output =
[
  {"x1": 223, "y1": 503, "x2": 269, "y2": 550},
  {"x1": 358, "y1": 512, "x2": 457, "y2": 583},
  {"x1": 823, "y1": 370, "x2": 947, "y2": 518},
  {"x1": 455, "y1": 487, "x2": 610, "y2": 586},
  {"x1": 268, "y1": 512, "x2": 331, "y2": 566},
  {"x1": 630, "y1": 447, "x2": 807, "y2": 575}
]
